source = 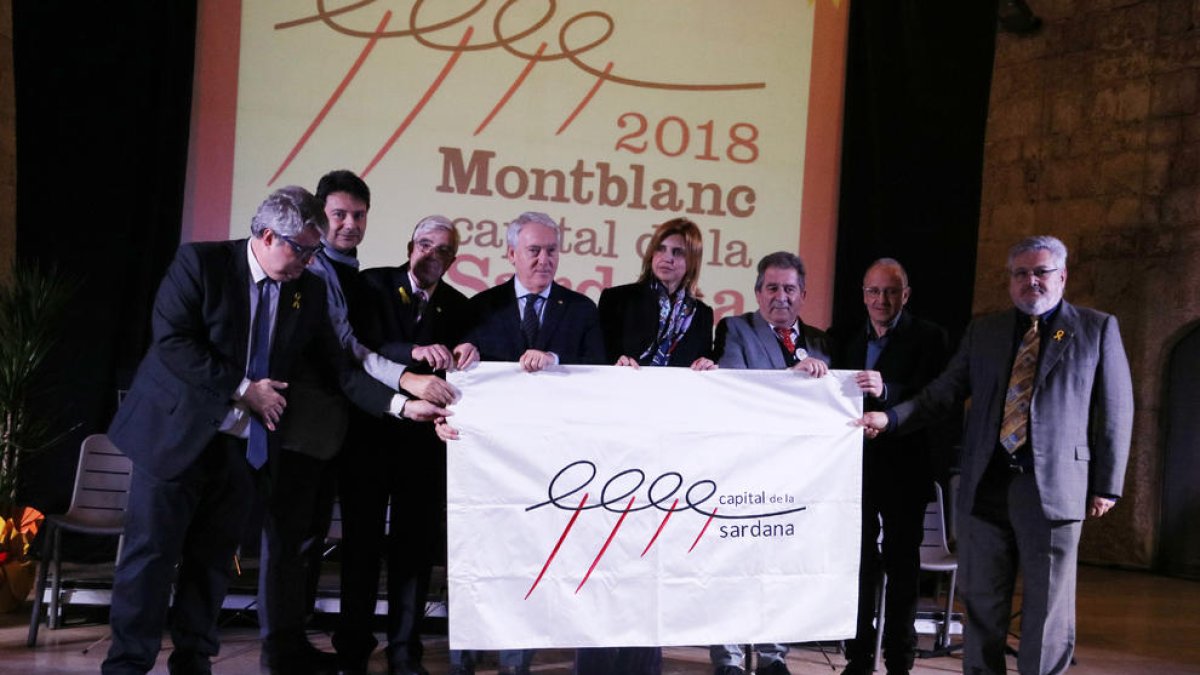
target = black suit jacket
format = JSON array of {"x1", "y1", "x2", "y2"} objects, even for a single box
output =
[
  {"x1": 597, "y1": 282, "x2": 713, "y2": 366},
  {"x1": 467, "y1": 279, "x2": 605, "y2": 364},
  {"x1": 108, "y1": 239, "x2": 394, "y2": 480},
  {"x1": 832, "y1": 310, "x2": 949, "y2": 502},
  {"x1": 359, "y1": 262, "x2": 474, "y2": 373}
]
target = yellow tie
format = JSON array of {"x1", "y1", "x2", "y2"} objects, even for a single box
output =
[{"x1": 999, "y1": 317, "x2": 1039, "y2": 453}]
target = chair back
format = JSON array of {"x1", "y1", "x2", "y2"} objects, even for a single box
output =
[
  {"x1": 63, "y1": 434, "x2": 133, "y2": 531},
  {"x1": 919, "y1": 482, "x2": 953, "y2": 563}
]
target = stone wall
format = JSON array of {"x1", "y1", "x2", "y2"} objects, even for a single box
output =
[{"x1": 979, "y1": 0, "x2": 1200, "y2": 566}]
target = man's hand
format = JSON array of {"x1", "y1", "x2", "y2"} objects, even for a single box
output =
[
  {"x1": 401, "y1": 399, "x2": 452, "y2": 423},
  {"x1": 412, "y1": 344, "x2": 454, "y2": 371},
  {"x1": 435, "y1": 416, "x2": 460, "y2": 441},
  {"x1": 615, "y1": 355, "x2": 640, "y2": 369},
  {"x1": 242, "y1": 379, "x2": 289, "y2": 431},
  {"x1": 452, "y1": 342, "x2": 480, "y2": 370},
  {"x1": 1088, "y1": 496, "x2": 1116, "y2": 518},
  {"x1": 399, "y1": 371, "x2": 458, "y2": 406},
  {"x1": 856, "y1": 370, "x2": 884, "y2": 398},
  {"x1": 519, "y1": 349, "x2": 557, "y2": 372},
  {"x1": 690, "y1": 357, "x2": 718, "y2": 371},
  {"x1": 856, "y1": 412, "x2": 889, "y2": 439},
  {"x1": 792, "y1": 357, "x2": 828, "y2": 377}
]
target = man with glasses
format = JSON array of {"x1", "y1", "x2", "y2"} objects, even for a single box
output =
[
  {"x1": 832, "y1": 258, "x2": 948, "y2": 675},
  {"x1": 858, "y1": 236, "x2": 1133, "y2": 675},
  {"x1": 256, "y1": 172, "x2": 458, "y2": 674},
  {"x1": 103, "y1": 187, "x2": 444, "y2": 675},
  {"x1": 333, "y1": 215, "x2": 478, "y2": 675}
]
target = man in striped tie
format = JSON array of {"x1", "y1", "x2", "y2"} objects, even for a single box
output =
[{"x1": 858, "y1": 236, "x2": 1133, "y2": 675}]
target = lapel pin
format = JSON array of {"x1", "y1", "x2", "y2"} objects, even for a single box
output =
[
  {"x1": 292, "y1": 292, "x2": 302, "y2": 309},
  {"x1": 436, "y1": 306, "x2": 443, "y2": 313},
  {"x1": 1053, "y1": 329, "x2": 1065, "y2": 342},
  {"x1": 398, "y1": 287, "x2": 410, "y2": 304}
]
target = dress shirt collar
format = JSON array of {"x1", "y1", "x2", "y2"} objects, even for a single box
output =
[
  {"x1": 408, "y1": 269, "x2": 438, "y2": 300},
  {"x1": 247, "y1": 239, "x2": 268, "y2": 285},
  {"x1": 867, "y1": 311, "x2": 902, "y2": 340},
  {"x1": 513, "y1": 277, "x2": 551, "y2": 301}
]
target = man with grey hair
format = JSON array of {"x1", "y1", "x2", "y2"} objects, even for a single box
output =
[
  {"x1": 102, "y1": 187, "x2": 444, "y2": 675},
  {"x1": 708, "y1": 250, "x2": 833, "y2": 675},
  {"x1": 445, "y1": 211, "x2": 603, "y2": 675},
  {"x1": 333, "y1": 214, "x2": 478, "y2": 675},
  {"x1": 859, "y1": 235, "x2": 1133, "y2": 675}
]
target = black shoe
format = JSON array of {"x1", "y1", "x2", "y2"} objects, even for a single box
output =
[
  {"x1": 756, "y1": 661, "x2": 791, "y2": 675},
  {"x1": 167, "y1": 650, "x2": 213, "y2": 675},
  {"x1": 448, "y1": 667, "x2": 475, "y2": 675},
  {"x1": 388, "y1": 663, "x2": 431, "y2": 675},
  {"x1": 260, "y1": 642, "x2": 340, "y2": 675},
  {"x1": 714, "y1": 667, "x2": 745, "y2": 675},
  {"x1": 839, "y1": 662, "x2": 872, "y2": 675}
]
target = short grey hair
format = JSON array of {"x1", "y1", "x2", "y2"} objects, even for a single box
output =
[
  {"x1": 754, "y1": 251, "x2": 806, "y2": 292},
  {"x1": 865, "y1": 257, "x2": 910, "y2": 288},
  {"x1": 411, "y1": 215, "x2": 461, "y2": 252},
  {"x1": 251, "y1": 186, "x2": 326, "y2": 238},
  {"x1": 1008, "y1": 235, "x2": 1068, "y2": 269},
  {"x1": 505, "y1": 211, "x2": 560, "y2": 250}
]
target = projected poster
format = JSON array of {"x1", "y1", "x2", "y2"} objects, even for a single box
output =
[{"x1": 186, "y1": 0, "x2": 848, "y2": 325}]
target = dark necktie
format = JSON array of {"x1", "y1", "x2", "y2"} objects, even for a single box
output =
[
  {"x1": 246, "y1": 279, "x2": 274, "y2": 469},
  {"x1": 774, "y1": 326, "x2": 797, "y2": 359},
  {"x1": 413, "y1": 289, "x2": 428, "y2": 323},
  {"x1": 1000, "y1": 317, "x2": 1040, "y2": 453},
  {"x1": 521, "y1": 293, "x2": 541, "y2": 347}
]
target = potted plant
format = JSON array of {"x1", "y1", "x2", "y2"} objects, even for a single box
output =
[{"x1": 0, "y1": 263, "x2": 73, "y2": 611}]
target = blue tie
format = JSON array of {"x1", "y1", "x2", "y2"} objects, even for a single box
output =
[
  {"x1": 521, "y1": 293, "x2": 541, "y2": 348},
  {"x1": 246, "y1": 279, "x2": 273, "y2": 469}
]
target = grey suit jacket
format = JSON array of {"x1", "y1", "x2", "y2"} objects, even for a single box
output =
[
  {"x1": 893, "y1": 301, "x2": 1133, "y2": 521},
  {"x1": 715, "y1": 311, "x2": 831, "y2": 369}
]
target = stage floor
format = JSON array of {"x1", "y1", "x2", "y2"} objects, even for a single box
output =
[{"x1": 4, "y1": 565, "x2": 1198, "y2": 674}]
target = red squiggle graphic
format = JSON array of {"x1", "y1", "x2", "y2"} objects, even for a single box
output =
[
  {"x1": 361, "y1": 26, "x2": 473, "y2": 178},
  {"x1": 267, "y1": 10, "x2": 392, "y2": 186},
  {"x1": 688, "y1": 508, "x2": 718, "y2": 553},
  {"x1": 575, "y1": 495, "x2": 636, "y2": 594},
  {"x1": 640, "y1": 497, "x2": 678, "y2": 558},
  {"x1": 525, "y1": 492, "x2": 588, "y2": 600},
  {"x1": 557, "y1": 61, "x2": 612, "y2": 136},
  {"x1": 474, "y1": 41, "x2": 548, "y2": 136}
]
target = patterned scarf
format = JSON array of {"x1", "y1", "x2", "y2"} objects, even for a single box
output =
[{"x1": 639, "y1": 281, "x2": 696, "y2": 366}]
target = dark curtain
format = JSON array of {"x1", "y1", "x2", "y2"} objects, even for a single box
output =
[
  {"x1": 831, "y1": 0, "x2": 997, "y2": 346},
  {"x1": 13, "y1": 2, "x2": 197, "y2": 520}
]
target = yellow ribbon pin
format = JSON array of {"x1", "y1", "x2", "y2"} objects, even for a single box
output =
[
  {"x1": 1053, "y1": 329, "x2": 1065, "y2": 342},
  {"x1": 398, "y1": 287, "x2": 411, "y2": 304},
  {"x1": 291, "y1": 292, "x2": 301, "y2": 309}
]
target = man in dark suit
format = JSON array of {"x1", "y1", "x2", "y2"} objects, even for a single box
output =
[
  {"x1": 860, "y1": 236, "x2": 1133, "y2": 675},
  {"x1": 256, "y1": 172, "x2": 456, "y2": 674},
  {"x1": 334, "y1": 215, "x2": 477, "y2": 675},
  {"x1": 832, "y1": 258, "x2": 948, "y2": 675},
  {"x1": 102, "y1": 187, "x2": 445, "y2": 675},
  {"x1": 442, "y1": 210, "x2": 603, "y2": 675},
  {"x1": 708, "y1": 250, "x2": 831, "y2": 675}
]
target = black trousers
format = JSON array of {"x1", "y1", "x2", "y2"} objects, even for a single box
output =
[
  {"x1": 844, "y1": 482, "x2": 928, "y2": 672},
  {"x1": 333, "y1": 424, "x2": 446, "y2": 667},
  {"x1": 103, "y1": 435, "x2": 257, "y2": 674},
  {"x1": 257, "y1": 447, "x2": 338, "y2": 659}
]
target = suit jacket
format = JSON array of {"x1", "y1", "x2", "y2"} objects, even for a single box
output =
[
  {"x1": 832, "y1": 310, "x2": 949, "y2": 503},
  {"x1": 597, "y1": 282, "x2": 713, "y2": 366},
  {"x1": 714, "y1": 311, "x2": 832, "y2": 369},
  {"x1": 108, "y1": 239, "x2": 394, "y2": 480},
  {"x1": 358, "y1": 262, "x2": 474, "y2": 372},
  {"x1": 893, "y1": 301, "x2": 1133, "y2": 521},
  {"x1": 467, "y1": 279, "x2": 605, "y2": 364}
]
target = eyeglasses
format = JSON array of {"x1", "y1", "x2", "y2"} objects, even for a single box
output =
[
  {"x1": 863, "y1": 287, "x2": 905, "y2": 299},
  {"x1": 276, "y1": 232, "x2": 323, "y2": 261},
  {"x1": 414, "y1": 238, "x2": 456, "y2": 258},
  {"x1": 1009, "y1": 267, "x2": 1059, "y2": 281}
]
